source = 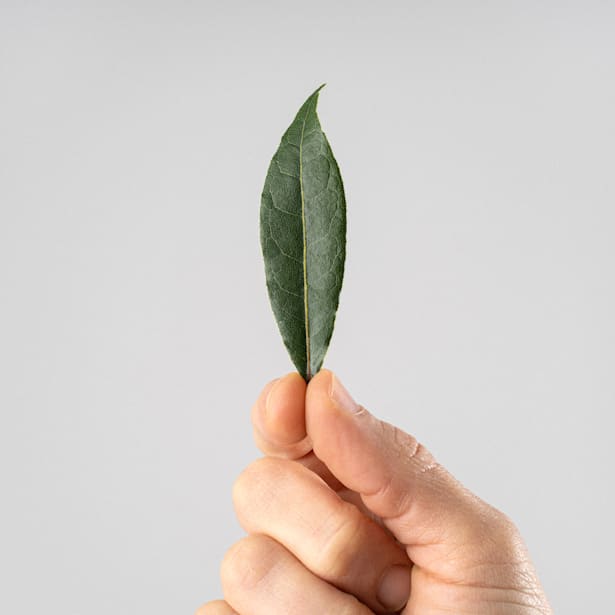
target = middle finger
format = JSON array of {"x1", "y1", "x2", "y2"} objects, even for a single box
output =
[{"x1": 233, "y1": 457, "x2": 412, "y2": 614}]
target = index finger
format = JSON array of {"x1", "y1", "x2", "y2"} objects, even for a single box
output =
[
  {"x1": 250, "y1": 373, "x2": 366, "y2": 496},
  {"x1": 250, "y1": 373, "x2": 312, "y2": 459}
]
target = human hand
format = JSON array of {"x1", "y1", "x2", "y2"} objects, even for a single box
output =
[{"x1": 197, "y1": 370, "x2": 552, "y2": 614}]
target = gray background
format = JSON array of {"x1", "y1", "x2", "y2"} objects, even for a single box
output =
[{"x1": 1, "y1": 1, "x2": 613, "y2": 613}]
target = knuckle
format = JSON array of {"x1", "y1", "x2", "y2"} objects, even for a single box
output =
[
  {"x1": 489, "y1": 508, "x2": 523, "y2": 547},
  {"x1": 471, "y1": 504, "x2": 526, "y2": 559},
  {"x1": 406, "y1": 437, "x2": 436, "y2": 472},
  {"x1": 220, "y1": 535, "x2": 278, "y2": 593},
  {"x1": 232, "y1": 457, "x2": 286, "y2": 512},
  {"x1": 194, "y1": 602, "x2": 231, "y2": 615},
  {"x1": 480, "y1": 503, "x2": 518, "y2": 536},
  {"x1": 383, "y1": 421, "x2": 440, "y2": 475},
  {"x1": 316, "y1": 503, "x2": 365, "y2": 580}
]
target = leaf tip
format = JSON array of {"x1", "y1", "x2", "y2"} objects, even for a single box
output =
[{"x1": 312, "y1": 83, "x2": 327, "y2": 97}]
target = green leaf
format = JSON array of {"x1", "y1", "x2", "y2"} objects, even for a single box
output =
[{"x1": 260, "y1": 85, "x2": 347, "y2": 381}]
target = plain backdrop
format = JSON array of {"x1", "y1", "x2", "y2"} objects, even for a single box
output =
[{"x1": 1, "y1": 1, "x2": 613, "y2": 613}]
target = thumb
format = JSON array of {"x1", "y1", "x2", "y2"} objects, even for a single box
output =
[{"x1": 305, "y1": 370, "x2": 507, "y2": 571}]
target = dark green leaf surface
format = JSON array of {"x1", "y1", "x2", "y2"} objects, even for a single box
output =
[{"x1": 260, "y1": 85, "x2": 346, "y2": 381}]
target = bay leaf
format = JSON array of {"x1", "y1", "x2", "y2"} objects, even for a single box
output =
[{"x1": 260, "y1": 85, "x2": 346, "y2": 381}]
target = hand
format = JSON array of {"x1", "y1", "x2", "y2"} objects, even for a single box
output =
[{"x1": 197, "y1": 370, "x2": 552, "y2": 614}]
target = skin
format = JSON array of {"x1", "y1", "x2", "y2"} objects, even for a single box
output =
[{"x1": 196, "y1": 370, "x2": 552, "y2": 615}]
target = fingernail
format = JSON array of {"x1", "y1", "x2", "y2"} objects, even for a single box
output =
[
  {"x1": 378, "y1": 565, "x2": 411, "y2": 612},
  {"x1": 264, "y1": 378, "x2": 281, "y2": 412},
  {"x1": 330, "y1": 374, "x2": 360, "y2": 413}
]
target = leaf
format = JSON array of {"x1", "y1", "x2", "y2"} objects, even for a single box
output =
[{"x1": 260, "y1": 85, "x2": 347, "y2": 381}]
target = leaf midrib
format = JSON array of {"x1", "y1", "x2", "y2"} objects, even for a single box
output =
[{"x1": 298, "y1": 96, "x2": 318, "y2": 381}]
